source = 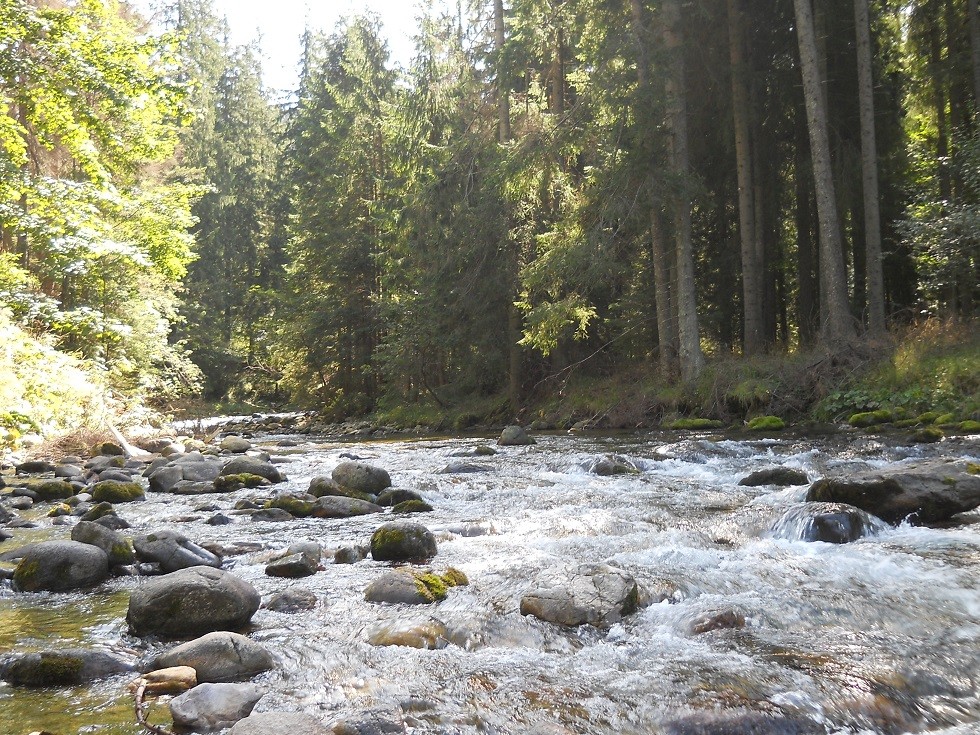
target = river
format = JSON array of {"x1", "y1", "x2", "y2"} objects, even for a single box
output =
[{"x1": 1, "y1": 429, "x2": 978, "y2": 734}]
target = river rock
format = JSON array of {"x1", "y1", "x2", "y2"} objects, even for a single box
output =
[
  {"x1": 132, "y1": 665, "x2": 197, "y2": 695},
  {"x1": 251, "y1": 507, "x2": 294, "y2": 522},
  {"x1": 127, "y1": 566, "x2": 261, "y2": 639},
  {"x1": 133, "y1": 530, "x2": 221, "y2": 572},
  {"x1": 769, "y1": 502, "x2": 888, "y2": 543},
  {"x1": 221, "y1": 456, "x2": 284, "y2": 484},
  {"x1": 520, "y1": 563, "x2": 640, "y2": 628},
  {"x1": 375, "y1": 488, "x2": 423, "y2": 507},
  {"x1": 312, "y1": 496, "x2": 383, "y2": 519},
  {"x1": 170, "y1": 682, "x2": 265, "y2": 731},
  {"x1": 805, "y1": 459, "x2": 980, "y2": 524},
  {"x1": 91, "y1": 480, "x2": 144, "y2": 503},
  {"x1": 15, "y1": 460, "x2": 55, "y2": 474},
  {"x1": 739, "y1": 467, "x2": 810, "y2": 487},
  {"x1": 228, "y1": 712, "x2": 328, "y2": 735},
  {"x1": 662, "y1": 712, "x2": 822, "y2": 734},
  {"x1": 266, "y1": 552, "x2": 318, "y2": 577},
  {"x1": 366, "y1": 618, "x2": 449, "y2": 649},
  {"x1": 265, "y1": 587, "x2": 317, "y2": 612},
  {"x1": 370, "y1": 522, "x2": 437, "y2": 562},
  {"x1": 364, "y1": 570, "x2": 434, "y2": 605},
  {"x1": 0, "y1": 649, "x2": 134, "y2": 686},
  {"x1": 498, "y1": 425, "x2": 535, "y2": 446},
  {"x1": 587, "y1": 455, "x2": 639, "y2": 476},
  {"x1": 690, "y1": 609, "x2": 746, "y2": 634},
  {"x1": 153, "y1": 631, "x2": 275, "y2": 682},
  {"x1": 12, "y1": 540, "x2": 109, "y2": 592},
  {"x1": 70, "y1": 520, "x2": 134, "y2": 566},
  {"x1": 335, "y1": 545, "x2": 368, "y2": 564},
  {"x1": 332, "y1": 461, "x2": 392, "y2": 494},
  {"x1": 55, "y1": 464, "x2": 84, "y2": 479},
  {"x1": 220, "y1": 436, "x2": 253, "y2": 453},
  {"x1": 438, "y1": 462, "x2": 490, "y2": 474},
  {"x1": 330, "y1": 706, "x2": 406, "y2": 735},
  {"x1": 25, "y1": 479, "x2": 75, "y2": 502}
]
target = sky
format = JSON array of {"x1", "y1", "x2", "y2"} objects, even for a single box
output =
[{"x1": 133, "y1": 0, "x2": 443, "y2": 93}]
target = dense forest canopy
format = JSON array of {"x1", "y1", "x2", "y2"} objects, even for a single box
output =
[{"x1": 1, "y1": 0, "x2": 978, "y2": 439}]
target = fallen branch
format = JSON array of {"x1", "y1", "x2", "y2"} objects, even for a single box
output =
[{"x1": 134, "y1": 680, "x2": 175, "y2": 735}]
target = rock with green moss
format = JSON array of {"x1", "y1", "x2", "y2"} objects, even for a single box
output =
[
  {"x1": 366, "y1": 618, "x2": 449, "y2": 649},
  {"x1": 848, "y1": 412, "x2": 879, "y2": 428},
  {"x1": 70, "y1": 520, "x2": 134, "y2": 567},
  {"x1": 93, "y1": 441, "x2": 125, "y2": 456},
  {"x1": 916, "y1": 411, "x2": 941, "y2": 425},
  {"x1": 220, "y1": 457, "x2": 284, "y2": 484},
  {"x1": 520, "y1": 563, "x2": 640, "y2": 628},
  {"x1": 23, "y1": 479, "x2": 75, "y2": 502},
  {"x1": 370, "y1": 521, "x2": 437, "y2": 562},
  {"x1": 79, "y1": 501, "x2": 117, "y2": 522},
  {"x1": 668, "y1": 418, "x2": 724, "y2": 430},
  {"x1": 806, "y1": 459, "x2": 980, "y2": 524},
  {"x1": 911, "y1": 426, "x2": 944, "y2": 443},
  {"x1": 375, "y1": 488, "x2": 423, "y2": 507},
  {"x1": 588, "y1": 455, "x2": 639, "y2": 475},
  {"x1": 12, "y1": 540, "x2": 109, "y2": 592},
  {"x1": 0, "y1": 649, "x2": 134, "y2": 686},
  {"x1": 91, "y1": 480, "x2": 144, "y2": 504},
  {"x1": 307, "y1": 475, "x2": 376, "y2": 502},
  {"x1": 311, "y1": 496, "x2": 383, "y2": 519},
  {"x1": 935, "y1": 412, "x2": 957, "y2": 426},
  {"x1": 364, "y1": 567, "x2": 466, "y2": 605},
  {"x1": 893, "y1": 418, "x2": 920, "y2": 429},
  {"x1": 957, "y1": 420, "x2": 980, "y2": 433},
  {"x1": 214, "y1": 474, "x2": 271, "y2": 492},
  {"x1": 127, "y1": 566, "x2": 261, "y2": 640},
  {"x1": 747, "y1": 415, "x2": 786, "y2": 432},
  {"x1": 47, "y1": 502, "x2": 71, "y2": 517},
  {"x1": 268, "y1": 494, "x2": 317, "y2": 518},
  {"x1": 393, "y1": 499, "x2": 433, "y2": 514}
]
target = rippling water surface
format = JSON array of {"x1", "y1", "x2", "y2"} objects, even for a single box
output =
[{"x1": 2, "y1": 431, "x2": 979, "y2": 734}]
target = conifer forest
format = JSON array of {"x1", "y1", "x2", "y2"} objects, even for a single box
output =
[{"x1": 2, "y1": 0, "x2": 979, "y2": 438}]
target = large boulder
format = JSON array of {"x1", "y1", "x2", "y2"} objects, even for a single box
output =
[
  {"x1": 70, "y1": 520, "x2": 134, "y2": 566},
  {"x1": 170, "y1": 682, "x2": 265, "y2": 731},
  {"x1": 520, "y1": 563, "x2": 640, "y2": 628},
  {"x1": 221, "y1": 456, "x2": 284, "y2": 484},
  {"x1": 220, "y1": 436, "x2": 253, "y2": 453},
  {"x1": 228, "y1": 712, "x2": 328, "y2": 735},
  {"x1": 370, "y1": 522, "x2": 437, "y2": 562},
  {"x1": 90, "y1": 480, "x2": 144, "y2": 504},
  {"x1": 806, "y1": 459, "x2": 980, "y2": 524},
  {"x1": 0, "y1": 649, "x2": 134, "y2": 686},
  {"x1": 12, "y1": 541, "x2": 109, "y2": 592},
  {"x1": 498, "y1": 425, "x2": 535, "y2": 446},
  {"x1": 364, "y1": 568, "x2": 466, "y2": 605},
  {"x1": 133, "y1": 530, "x2": 221, "y2": 573},
  {"x1": 127, "y1": 566, "x2": 261, "y2": 640},
  {"x1": 331, "y1": 462, "x2": 391, "y2": 494},
  {"x1": 153, "y1": 631, "x2": 275, "y2": 683},
  {"x1": 769, "y1": 503, "x2": 888, "y2": 543}
]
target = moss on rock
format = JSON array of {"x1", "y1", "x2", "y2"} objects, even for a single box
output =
[
  {"x1": 91, "y1": 481, "x2": 144, "y2": 504},
  {"x1": 214, "y1": 473, "x2": 271, "y2": 492},
  {"x1": 911, "y1": 426, "x2": 944, "y2": 443},
  {"x1": 747, "y1": 415, "x2": 785, "y2": 431},
  {"x1": 393, "y1": 499, "x2": 433, "y2": 514}
]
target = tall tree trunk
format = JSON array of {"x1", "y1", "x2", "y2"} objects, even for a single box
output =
[
  {"x1": 631, "y1": 0, "x2": 678, "y2": 375},
  {"x1": 793, "y1": 0, "x2": 855, "y2": 344},
  {"x1": 854, "y1": 0, "x2": 885, "y2": 334},
  {"x1": 495, "y1": 0, "x2": 521, "y2": 410},
  {"x1": 794, "y1": 137, "x2": 819, "y2": 346},
  {"x1": 970, "y1": 0, "x2": 980, "y2": 108},
  {"x1": 662, "y1": 0, "x2": 704, "y2": 381},
  {"x1": 929, "y1": 2, "x2": 953, "y2": 201},
  {"x1": 727, "y1": 0, "x2": 764, "y2": 355}
]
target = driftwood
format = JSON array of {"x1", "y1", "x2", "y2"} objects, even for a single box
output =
[{"x1": 133, "y1": 680, "x2": 175, "y2": 735}]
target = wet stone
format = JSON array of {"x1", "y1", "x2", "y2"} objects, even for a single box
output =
[{"x1": 265, "y1": 587, "x2": 317, "y2": 613}]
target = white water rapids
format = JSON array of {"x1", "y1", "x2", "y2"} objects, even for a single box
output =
[{"x1": 1, "y1": 431, "x2": 979, "y2": 734}]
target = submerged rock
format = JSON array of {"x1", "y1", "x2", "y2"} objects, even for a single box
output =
[
  {"x1": 311, "y1": 495, "x2": 383, "y2": 518},
  {"x1": 133, "y1": 530, "x2": 221, "y2": 573},
  {"x1": 12, "y1": 540, "x2": 109, "y2": 592},
  {"x1": 221, "y1": 456, "x2": 285, "y2": 484},
  {"x1": 366, "y1": 618, "x2": 449, "y2": 649},
  {"x1": 330, "y1": 706, "x2": 406, "y2": 735},
  {"x1": 521, "y1": 563, "x2": 640, "y2": 628},
  {"x1": 769, "y1": 502, "x2": 888, "y2": 543},
  {"x1": 0, "y1": 649, "x2": 133, "y2": 686},
  {"x1": 127, "y1": 566, "x2": 261, "y2": 640},
  {"x1": 739, "y1": 467, "x2": 809, "y2": 487},
  {"x1": 375, "y1": 488, "x2": 423, "y2": 507},
  {"x1": 364, "y1": 568, "x2": 466, "y2": 605},
  {"x1": 662, "y1": 711, "x2": 822, "y2": 734},
  {"x1": 587, "y1": 455, "x2": 639, "y2": 476},
  {"x1": 153, "y1": 631, "x2": 275, "y2": 682},
  {"x1": 265, "y1": 587, "x2": 317, "y2": 613},
  {"x1": 806, "y1": 459, "x2": 980, "y2": 524}
]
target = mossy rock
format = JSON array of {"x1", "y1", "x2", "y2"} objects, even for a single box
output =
[
  {"x1": 93, "y1": 441, "x2": 125, "y2": 456},
  {"x1": 911, "y1": 426, "x2": 944, "y2": 443},
  {"x1": 668, "y1": 418, "x2": 724, "y2": 430},
  {"x1": 214, "y1": 473, "x2": 271, "y2": 492},
  {"x1": 968, "y1": 463, "x2": 980, "y2": 476},
  {"x1": 960, "y1": 420, "x2": 980, "y2": 433},
  {"x1": 893, "y1": 418, "x2": 920, "y2": 429},
  {"x1": 935, "y1": 412, "x2": 957, "y2": 427},
  {"x1": 30, "y1": 479, "x2": 75, "y2": 502},
  {"x1": 370, "y1": 521, "x2": 437, "y2": 562},
  {"x1": 268, "y1": 495, "x2": 316, "y2": 518},
  {"x1": 847, "y1": 412, "x2": 880, "y2": 428},
  {"x1": 747, "y1": 415, "x2": 785, "y2": 431},
  {"x1": 916, "y1": 411, "x2": 941, "y2": 425},
  {"x1": 79, "y1": 502, "x2": 116, "y2": 522},
  {"x1": 393, "y1": 499, "x2": 433, "y2": 514},
  {"x1": 91, "y1": 481, "x2": 144, "y2": 504},
  {"x1": 47, "y1": 503, "x2": 71, "y2": 517},
  {"x1": 414, "y1": 572, "x2": 449, "y2": 602},
  {"x1": 442, "y1": 567, "x2": 469, "y2": 587}
]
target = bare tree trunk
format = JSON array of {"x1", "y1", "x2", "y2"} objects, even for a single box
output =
[
  {"x1": 929, "y1": 1, "x2": 952, "y2": 201},
  {"x1": 854, "y1": 0, "x2": 885, "y2": 334},
  {"x1": 662, "y1": 0, "x2": 704, "y2": 380},
  {"x1": 495, "y1": 0, "x2": 521, "y2": 410},
  {"x1": 727, "y1": 0, "x2": 763, "y2": 355},
  {"x1": 970, "y1": 0, "x2": 980, "y2": 108},
  {"x1": 793, "y1": 0, "x2": 855, "y2": 344},
  {"x1": 631, "y1": 0, "x2": 678, "y2": 375}
]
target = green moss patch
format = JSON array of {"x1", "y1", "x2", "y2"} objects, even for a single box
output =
[
  {"x1": 91, "y1": 481, "x2": 144, "y2": 504},
  {"x1": 747, "y1": 415, "x2": 785, "y2": 431},
  {"x1": 393, "y1": 499, "x2": 433, "y2": 514}
]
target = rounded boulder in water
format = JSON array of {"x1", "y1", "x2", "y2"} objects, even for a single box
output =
[
  {"x1": 769, "y1": 502, "x2": 887, "y2": 543},
  {"x1": 331, "y1": 461, "x2": 392, "y2": 494},
  {"x1": 370, "y1": 521, "x2": 437, "y2": 562}
]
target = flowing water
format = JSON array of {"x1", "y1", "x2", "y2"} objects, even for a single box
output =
[{"x1": 1, "y1": 431, "x2": 979, "y2": 734}]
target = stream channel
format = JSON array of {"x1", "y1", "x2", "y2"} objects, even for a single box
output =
[{"x1": 1, "y1": 428, "x2": 979, "y2": 735}]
